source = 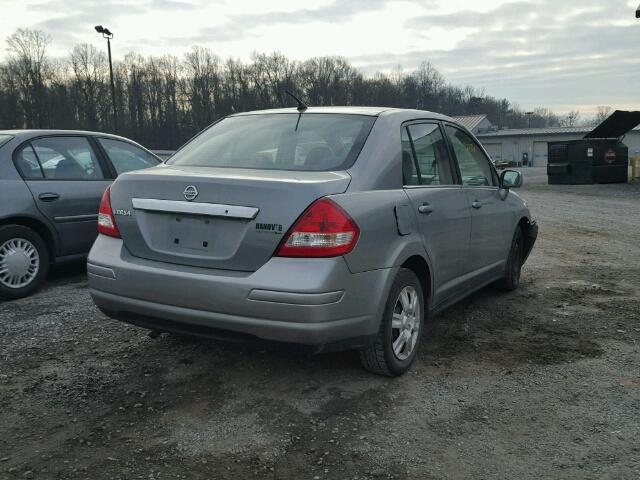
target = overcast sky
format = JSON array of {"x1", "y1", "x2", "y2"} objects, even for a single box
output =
[{"x1": 0, "y1": 0, "x2": 638, "y2": 115}]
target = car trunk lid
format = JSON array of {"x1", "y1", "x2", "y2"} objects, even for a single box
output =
[{"x1": 109, "y1": 164, "x2": 351, "y2": 271}]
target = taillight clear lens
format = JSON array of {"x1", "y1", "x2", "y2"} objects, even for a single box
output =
[
  {"x1": 276, "y1": 197, "x2": 359, "y2": 257},
  {"x1": 97, "y1": 186, "x2": 121, "y2": 238}
]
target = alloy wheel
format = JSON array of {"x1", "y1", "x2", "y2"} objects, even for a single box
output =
[{"x1": 391, "y1": 286, "x2": 421, "y2": 361}]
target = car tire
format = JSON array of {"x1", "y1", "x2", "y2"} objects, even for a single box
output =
[
  {"x1": 497, "y1": 226, "x2": 524, "y2": 291},
  {"x1": 359, "y1": 268, "x2": 424, "y2": 377},
  {"x1": 0, "y1": 225, "x2": 50, "y2": 300}
]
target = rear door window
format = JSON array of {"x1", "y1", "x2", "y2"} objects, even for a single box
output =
[
  {"x1": 98, "y1": 138, "x2": 159, "y2": 175},
  {"x1": 402, "y1": 123, "x2": 455, "y2": 186},
  {"x1": 401, "y1": 128, "x2": 420, "y2": 185},
  {"x1": 27, "y1": 137, "x2": 104, "y2": 180}
]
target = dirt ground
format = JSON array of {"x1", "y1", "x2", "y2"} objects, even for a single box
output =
[{"x1": 1, "y1": 167, "x2": 639, "y2": 480}]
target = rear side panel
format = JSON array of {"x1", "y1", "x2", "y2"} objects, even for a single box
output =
[
  {"x1": 0, "y1": 142, "x2": 60, "y2": 255},
  {"x1": 333, "y1": 190, "x2": 428, "y2": 273}
]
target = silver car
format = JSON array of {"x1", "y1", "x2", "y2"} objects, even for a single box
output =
[
  {"x1": 0, "y1": 130, "x2": 160, "y2": 299},
  {"x1": 88, "y1": 107, "x2": 538, "y2": 376}
]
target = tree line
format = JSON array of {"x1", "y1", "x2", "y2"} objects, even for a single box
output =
[{"x1": 0, "y1": 28, "x2": 605, "y2": 150}]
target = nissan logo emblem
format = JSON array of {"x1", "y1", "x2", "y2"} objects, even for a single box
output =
[{"x1": 183, "y1": 185, "x2": 198, "y2": 201}]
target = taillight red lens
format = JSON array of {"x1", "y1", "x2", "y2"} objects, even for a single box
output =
[
  {"x1": 97, "y1": 186, "x2": 121, "y2": 238},
  {"x1": 276, "y1": 197, "x2": 359, "y2": 257}
]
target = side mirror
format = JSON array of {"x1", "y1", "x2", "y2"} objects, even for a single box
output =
[{"x1": 500, "y1": 169, "x2": 522, "y2": 189}]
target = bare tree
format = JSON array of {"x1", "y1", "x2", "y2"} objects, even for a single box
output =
[
  {"x1": 0, "y1": 30, "x2": 569, "y2": 149},
  {"x1": 5, "y1": 28, "x2": 53, "y2": 128},
  {"x1": 185, "y1": 46, "x2": 221, "y2": 129},
  {"x1": 563, "y1": 110, "x2": 580, "y2": 127},
  {"x1": 594, "y1": 106, "x2": 613, "y2": 124},
  {"x1": 69, "y1": 44, "x2": 108, "y2": 130}
]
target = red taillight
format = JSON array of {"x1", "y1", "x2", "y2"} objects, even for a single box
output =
[
  {"x1": 97, "y1": 186, "x2": 121, "y2": 238},
  {"x1": 276, "y1": 197, "x2": 359, "y2": 257}
]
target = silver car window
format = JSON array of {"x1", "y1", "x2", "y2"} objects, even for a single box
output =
[
  {"x1": 401, "y1": 128, "x2": 420, "y2": 186},
  {"x1": 445, "y1": 126, "x2": 496, "y2": 187},
  {"x1": 402, "y1": 124, "x2": 455, "y2": 186},
  {"x1": 406, "y1": 124, "x2": 455, "y2": 186},
  {"x1": 168, "y1": 114, "x2": 376, "y2": 171}
]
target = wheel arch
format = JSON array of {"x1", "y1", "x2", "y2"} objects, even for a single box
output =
[
  {"x1": 516, "y1": 216, "x2": 537, "y2": 262},
  {"x1": 399, "y1": 254, "x2": 432, "y2": 308},
  {"x1": 0, "y1": 216, "x2": 58, "y2": 261}
]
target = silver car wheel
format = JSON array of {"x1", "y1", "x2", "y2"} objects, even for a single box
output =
[
  {"x1": 391, "y1": 286, "x2": 420, "y2": 361},
  {"x1": 0, "y1": 238, "x2": 40, "y2": 289}
]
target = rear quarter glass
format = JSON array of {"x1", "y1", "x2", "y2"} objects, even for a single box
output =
[{"x1": 167, "y1": 114, "x2": 376, "y2": 172}]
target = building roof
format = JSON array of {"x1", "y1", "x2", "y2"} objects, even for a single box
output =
[
  {"x1": 452, "y1": 115, "x2": 489, "y2": 132},
  {"x1": 477, "y1": 125, "x2": 640, "y2": 138}
]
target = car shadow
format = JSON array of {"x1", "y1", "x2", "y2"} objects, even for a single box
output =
[
  {"x1": 0, "y1": 261, "x2": 87, "y2": 305},
  {"x1": 47, "y1": 260, "x2": 87, "y2": 287}
]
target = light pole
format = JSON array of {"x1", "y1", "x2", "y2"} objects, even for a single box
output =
[
  {"x1": 526, "y1": 111, "x2": 534, "y2": 128},
  {"x1": 95, "y1": 25, "x2": 117, "y2": 133}
]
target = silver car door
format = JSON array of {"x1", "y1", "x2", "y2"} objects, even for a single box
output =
[
  {"x1": 401, "y1": 123, "x2": 472, "y2": 306},
  {"x1": 444, "y1": 124, "x2": 515, "y2": 280}
]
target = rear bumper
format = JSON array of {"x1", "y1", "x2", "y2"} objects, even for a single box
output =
[{"x1": 88, "y1": 235, "x2": 396, "y2": 347}]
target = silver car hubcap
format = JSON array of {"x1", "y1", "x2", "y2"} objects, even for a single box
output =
[
  {"x1": 0, "y1": 238, "x2": 40, "y2": 289},
  {"x1": 391, "y1": 286, "x2": 420, "y2": 361}
]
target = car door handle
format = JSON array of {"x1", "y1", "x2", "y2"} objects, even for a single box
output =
[
  {"x1": 418, "y1": 203, "x2": 434, "y2": 215},
  {"x1": 471, "y1": 200, "x2": 482, "y2": 209},
  {"x1": 38, "y1": 193, "x2": 60, "y2": 202}
]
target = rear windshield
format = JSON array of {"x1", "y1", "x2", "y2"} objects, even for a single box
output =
[
  {"x1": 167, "y1": 113, "x2": 376, "y2": 171},
  {"x1": 0, "y1": 134, "x2": 14, "y2": 148}
]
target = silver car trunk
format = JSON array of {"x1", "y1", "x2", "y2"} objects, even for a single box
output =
[{"x1": 109, "y1": 164, "x2": 351, "y2": 271}]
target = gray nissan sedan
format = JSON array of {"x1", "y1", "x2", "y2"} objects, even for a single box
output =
[
  {"x1": 88, "y1": 107, "x2": 538, "y2": 376},
  {"x1": 0, "y1": 130, "x2": 160, "y2": 299}
]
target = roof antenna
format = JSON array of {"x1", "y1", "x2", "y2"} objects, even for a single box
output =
[
  {"x1": 285, "y1": 90, "x2": 308, "y2": 132},
  {"x1": 285, "y1": 90, "x2": 308, "y2": 113}
]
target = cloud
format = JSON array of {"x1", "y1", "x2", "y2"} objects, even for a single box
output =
[
  {"x1": 350, "y1": 0, "x2": 640, "y2": 111},
  {"x1": 2, "y1": 0, "x2": 638, "y2": 112},
  {"x1": 26, "y1": 0, "x2": 147, "y2": 52},
  {"x1": 153, "y1": 0, "x2": 197, "y2": 10},
  {"x1": 162, "y1": 0, "x2": 393, "y2": 45}
]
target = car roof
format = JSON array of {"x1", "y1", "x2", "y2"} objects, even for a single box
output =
[
  {"x1": 230, "y1": 106, "x2": 455, "y2": 122},
  {"x1": 0, "y1": 129, "x2": 140, "y2": 143}
]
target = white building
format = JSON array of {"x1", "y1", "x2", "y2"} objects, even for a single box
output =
[{"x1": 454, "y1": 116, "x2": 640, "y2": 167}]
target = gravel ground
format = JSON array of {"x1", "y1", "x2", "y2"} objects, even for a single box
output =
[{"x1": 1, "y1": 167, "x2": 639, "y2": 480}]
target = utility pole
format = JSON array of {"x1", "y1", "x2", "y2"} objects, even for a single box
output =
[{"x1": 95, "y1": 25, "x2": 118, "y2": 133}]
